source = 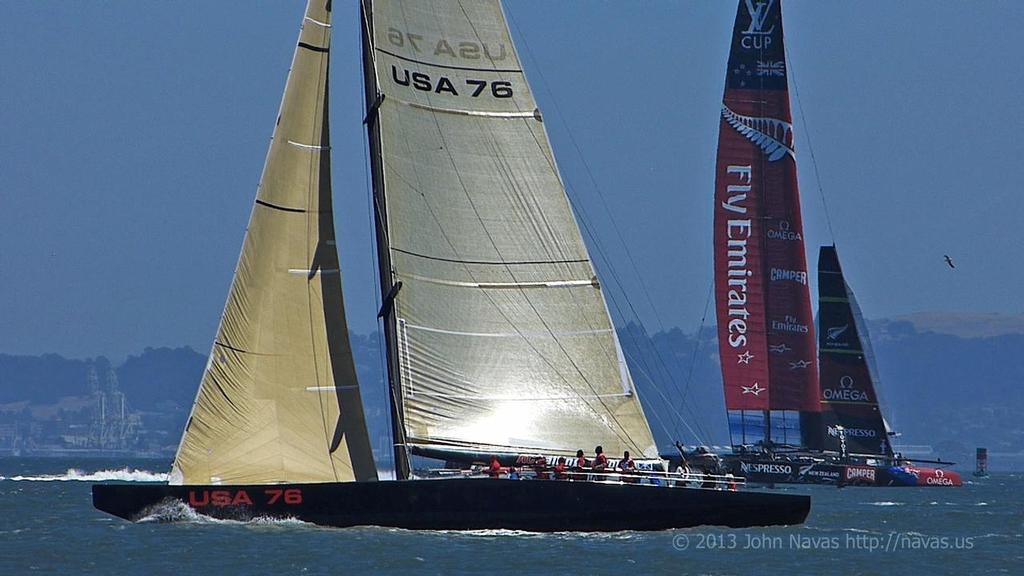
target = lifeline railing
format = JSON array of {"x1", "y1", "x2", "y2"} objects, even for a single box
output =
[{"x1": 413, "y1": 467, "x2": 746, "y2": 490}]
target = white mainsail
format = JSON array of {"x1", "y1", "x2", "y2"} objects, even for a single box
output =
[
  {"x1": 363, "y1": 0, "x2": 658, "y2": 465},
  {"x1": 170, "y1": 0, "x2": 377, "y2": 485}
]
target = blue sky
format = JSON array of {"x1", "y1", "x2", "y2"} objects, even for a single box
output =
[{"x1": 2, "y1": 1, "x2": 1021, "y2": 360}]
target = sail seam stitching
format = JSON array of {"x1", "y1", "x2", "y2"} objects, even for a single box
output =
[
  {"x1": 399, "y1": 272, "x2": 596, "y2": 289},
  {"x1": 374, "y1": 47, "x2": 522, "y2": 73},
  {"x1": 391, "y1": 247, "x2": 588, "y2": 266},
  {"x1": 403, "y1": 322, "x2": 613, "y2": 338},
  {"x1": 406, "y1": 391, "x2": 632, "y2": 401},
  {"x1": 403, "y1": 100, "x2": 538, "y2": 119}
]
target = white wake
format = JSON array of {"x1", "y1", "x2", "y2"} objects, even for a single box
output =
[
  {"x1": 0, "y1": 467, "x2": 167, "y2": 482},
  {"x1": 136, "y1": 498, "x2": 312, "y2": 527}
]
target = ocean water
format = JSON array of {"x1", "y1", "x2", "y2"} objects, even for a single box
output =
[{"x1": 1, "y1": 458, "x2": 1020, "y2": 575}]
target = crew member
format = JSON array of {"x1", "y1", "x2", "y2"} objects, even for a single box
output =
[
  {"x1": 617, "y1": 450, "x2": 637, "y2": 483},
  {"x1": 533, "y1": 456, "x2": 550, "y2": 480},
  {"x1": 487, "y1": 455, "x2": 502, "y2": 478},
  {"x1": 593, "y1": 446, "x2": 608, "y2": 473},
  {"x1": 572, "y1": 449, "x2": 587, "y2": 481},
  {"x1": 554, "y1": 457, "x2": 568, "y2": 480}
]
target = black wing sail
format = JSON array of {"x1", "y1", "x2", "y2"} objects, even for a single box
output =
[{"x1": 815, "y1": 246, "x2": 892, "y2": 456}]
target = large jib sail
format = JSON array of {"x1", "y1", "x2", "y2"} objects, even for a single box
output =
[
  {"x1": 361, "y1": 0, "x2": 657, "y2": 477},
  {"x1": 713, "y1": 0, "x2": 819, "y2": 450},
  {"x1": 170, "y1": 1, "x2": 377, "y2": 485},
  {"x1": 816, "y1": 246, "x2": 892, "y2": 456}
]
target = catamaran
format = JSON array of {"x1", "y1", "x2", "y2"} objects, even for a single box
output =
[
  {"x1": 710, "y1": 0, "x2": 959, "y2": 487},
  {"x1": 92, "y1": 0, "x2": 810, "y2": 529}
]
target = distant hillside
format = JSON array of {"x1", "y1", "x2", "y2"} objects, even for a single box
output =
[
  {"x1": 2, "y1": 318, "x2": 1021, "y2": 469},
  {"x1": 883, "y1": 312, "x2": 1024, "y2": 339}
]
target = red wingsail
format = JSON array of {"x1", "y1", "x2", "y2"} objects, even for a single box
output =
[{"x1": 714, "y1": 0, "x2": 819, "y2": 423}]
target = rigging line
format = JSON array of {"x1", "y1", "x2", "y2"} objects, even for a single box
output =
[
  {"x1": 786, "y1": 43, "x2": 837, "y2": 245},
  {"x1": 503, "y1": 7, "x2": 696, "y2": 430},
  {"x1": 505, "y1": 7, "x2": 710, "y2": 443},
  {"x1": 477, "y1": 6, "x2": 676, "y2": 432},
  {"x1": 620, "y1": 347, "x2": 692, "y2": 446},
  {"x1": 570, "y1": 197, "x2": 697, "y2": 442},
  {"x1": 678, "y1": 280, "x2": 715, "y2": 409},
  {"x1": 391, "y1": 6, "x2": 641, "y2": 451}
]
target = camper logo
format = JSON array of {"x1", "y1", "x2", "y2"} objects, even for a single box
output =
[{"x1": 844, "y1": 466, "x2": 876, "y2": 483}]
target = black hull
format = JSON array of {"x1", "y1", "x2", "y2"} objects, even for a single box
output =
[
  {"x1": 93, "y1": 478, "x2": 809, "y2": 531},
  {"x1": 723, "y1": 456, "x2": 963, "y2": 487}
]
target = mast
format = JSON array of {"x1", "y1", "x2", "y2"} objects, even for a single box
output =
[
  {"x1": 360, "y1": 0, "x2": 658, "y2": 465},
  {"x1": 713, "y1": 0, "x2": 820, "y2": 452},
  {"x1": 170, "y1": 0, "x2": 377, "y2": 485},
  {"x1": 360, "y1": 0, "x2": 411, "y2": 480},
  {"x1": 816, "y1": 245, "x2": 893, "y2": 456}
]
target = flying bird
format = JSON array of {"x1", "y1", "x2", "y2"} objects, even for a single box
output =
[{"x1": 944, "y1": 255, "x2": 955, "y2": 269}]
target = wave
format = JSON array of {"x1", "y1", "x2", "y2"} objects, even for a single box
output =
[
  {"x1": 136, "y1": 498, "x2": 313, "y2": 528},
  {"x1": 0, "y1": 467, "x2": 167, "y2": 482},
  {"x1": 865, "y1": 501, "x2": 904, "y2": 506}
]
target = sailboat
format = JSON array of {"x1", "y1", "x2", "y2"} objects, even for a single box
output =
[
  {"x1": 710, "y1": 0, "x2": 959, "y2": 487},
  {"x1": 93, "y1": 0, "x2": 809, "y2": 529},
  {"x1": 814, "y1": 246, "x2": 961, "y2": 487},
  {"x1": 973, "y1": 448, "x2": 989, "y2": 478}
]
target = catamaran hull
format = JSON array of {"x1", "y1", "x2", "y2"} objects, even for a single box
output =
[
  {"x1": 724, "y1": 457, "x2": 962, "y2": 487},
  {"x1": 93, "y1": 478, "x2": 809, "y2": 531}
]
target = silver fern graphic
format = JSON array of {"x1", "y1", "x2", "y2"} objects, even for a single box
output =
[
  {"x1": 722, "y1": 104, "x2": 795, "y2": 162},
  {"x1": 826, "y1": 324, "x2": 849, "y2": 341}
]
